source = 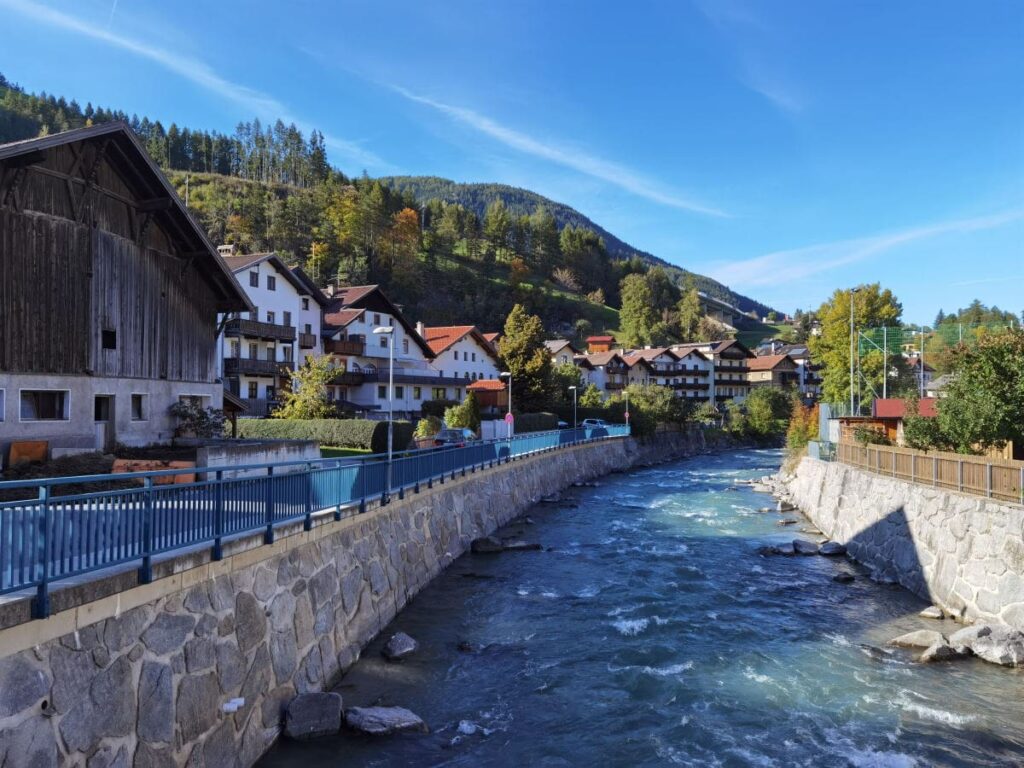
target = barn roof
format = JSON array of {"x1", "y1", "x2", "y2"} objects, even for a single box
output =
[{"x1": 0, "y1": 121, "x2": 251, "y2": 313}]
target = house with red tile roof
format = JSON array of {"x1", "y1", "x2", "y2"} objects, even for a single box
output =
[
  {"x1": 747, "y1": 354, "x2": 799, "y2": 390},
  {"x1": 419, "y1": 325, "x2": 501, "y2": 385}
]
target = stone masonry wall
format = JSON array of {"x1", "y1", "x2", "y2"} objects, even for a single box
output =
[
  {"x1": 0, "y1": 432, "x2": 707, "y2": 768},
  {"x1": 787, "y1": 457, "x2": 1024, "y2": 630}
]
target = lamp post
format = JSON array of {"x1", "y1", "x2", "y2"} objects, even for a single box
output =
[
  {"x1": 373, "y1": 326, "x2": 394, "y2": 503},
  {"x1": 624, "y1": 390, "x2": 630, "y2": 429},
  {"x1": 568, "y1": 385, "x2": 577, "y2": 438},
  {"x1": 849, "y1": 287, "x2": 860, "y2": 415},
  {"x1": 499, "y1": 371, "x2": 512, "y2": 439}
]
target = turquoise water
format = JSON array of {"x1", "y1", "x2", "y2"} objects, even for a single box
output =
[{"x1": 261, "y1": 449, "x2": 1024, "y2": 767}]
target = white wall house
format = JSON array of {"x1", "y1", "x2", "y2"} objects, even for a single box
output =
[
  {"x1": 218, "y1": 251, "x2": 327, "y2": 417},
  {"x1": 545, "y1": 339, "x2": 580, "y2": 367},
  {"x1": 671, "y1": 340, "x2": 753, "y2": 405},
  {"x1": 575, "y1": 352, "x2": 630, "y2": 399},
  {"x1": 421, "y1": 325, "x2": 502, "y2": 384},
  {"x1": 321, "y1": 285, "x2": 470, "y2": 418}
]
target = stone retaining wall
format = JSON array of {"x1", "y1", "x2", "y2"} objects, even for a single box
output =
[
  {"x1": 787, "y1": 457, "x2": 1024, "y2": 630},
  {"x1": 0, "y1": 431, "x2": 708, "y2": 768}
]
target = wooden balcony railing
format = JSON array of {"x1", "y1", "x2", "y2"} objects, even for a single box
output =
[
  {"x1": 224, "y1": 318, "x2": 296, "y2": 342},
  {"x1": 224, "y1": 358, "x2": 295, "y2": 377},
  {"x1": 298, "y1": 332, "x2": 317, "y2": 349},
  {"x1": 323, "y1": 337, "x2": 366, "y2": 355}
]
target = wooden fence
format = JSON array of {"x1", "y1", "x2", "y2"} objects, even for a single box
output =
[{"x1": 836, "y1": 441, "x2": 1024, "y2": 505}]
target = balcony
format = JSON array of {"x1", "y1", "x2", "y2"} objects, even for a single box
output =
[
  {"x1": 298, "y1": 332, "x2": 317, "y2": 349},
  {"x1": 716, "y1": 364, "x2": 749, "y2": 374},
  {"x1": 323, "y1": 337, "x2": 366, "y2": 355},
  {"x1": 605, "y1": 381, "x2": 626, "y2": 391},
  {"x1": 329, "y1": 371, "x2": 367, "y2": 386},
  {"x1": 224, "y1": 357, "x2": 295, "y2": 377},
  {"x1": 224, "y1": 318, "x2": 296, "y2": 343},
  {"x1": 672, "y1": 382, "x2": 709, "y2": 391},
  {"x1": 715, "y1": 378, "x2": 750, "y2": 387}
]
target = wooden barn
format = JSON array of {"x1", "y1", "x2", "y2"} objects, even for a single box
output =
[{"x1": 0, "y1": 122, "x2": 251, "y2": 459}]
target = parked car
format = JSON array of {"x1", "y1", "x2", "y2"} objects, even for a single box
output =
[
  {"x1": 558, "y1": 420, "x2": 569, "y2": 429},
  {"x1": 433, "y1": 428, "x2": 477, "y2": 448},
  {"x1": 581, "y1": 418, "x2": 609, "y2": 428}
]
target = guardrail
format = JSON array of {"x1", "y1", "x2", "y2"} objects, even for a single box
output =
[
  {"x1": 0, "y1": 425, "x2": 630, "y2": 618},
  {"x1": 821, "y1": 440, "x2": 1024, "y2": 506}
]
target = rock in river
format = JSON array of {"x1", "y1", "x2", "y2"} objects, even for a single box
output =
[
  {"x1": 345, "y1": 706, "x2": 428, "y2": 735},
  {"x1": 792, "y1": 540, "x2": 819, "y2": 556},
  {"x1": 285, "y1": 692, "x2": 343, "y2": 740},
  {"x1": 889, "y1": 629, "x2": 946, "y2": 649},
  {"x1": 919, "y1": 642, "x2": 964, "y2": 663},
  {"x1": 919, "y1": 605, "x2": 944, "y2": 620},
  {"x1": 833, "y1": 573, "x2": 855, "y2": 584},
  {"x1": 470, "y1": 536, "x2": 503, "y2": 554},
  {"x1": 951, "y1": 624, "x2": 1024, "y2": 666},
  {"x1": 381, "y1": 632, "x2": 419, "y2": 661},
  {"x1": 817, "y1": 541, "x2": 847, "y2": 556},
  {"x1": 501, "y1": 540, "x2": 542, "y2": 552}
]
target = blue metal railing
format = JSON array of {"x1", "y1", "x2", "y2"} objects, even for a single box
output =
[{"x1": 0, "y1": 425, "x2": 630, "y2": 617}]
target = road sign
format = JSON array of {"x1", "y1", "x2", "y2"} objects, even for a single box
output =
[
  {"x1": 504, "y1": 412, "x2": 514, "y2": 424},
  {"x1": 624, "y1": 411, "x2": 629, "y2": 420}
]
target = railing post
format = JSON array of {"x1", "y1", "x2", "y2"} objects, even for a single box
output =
[
  {"x1": 1020, "y1": 466, "x2": 1023, "y2": 506},
  {"x1": 140, "y1": 477, "x2": 154, "y2": 583},
  {"x1": 933, "y1": 456, "x2": 938, "y2": 488},
  {"x1": 212, "y1": 471, "x2": 224, "y2": 561},
  {"x1": 304, "y1": 464, "x2": 314, "y2": 531},
  {"x1": 359, "y1": 461, "x2": 367, "y2": 514},
  {"x1": 34, "y1": 486, "x2": 51, "y2": 619},
  {"x1": 986, "y1": 463, "x2": 992, "y2": 498},
  {"x1": 264, "y1": 466, "x2": 275, "y2": 544},
  {"x1": 958, "y1": 460, "x2": 963, "y2": 493}
]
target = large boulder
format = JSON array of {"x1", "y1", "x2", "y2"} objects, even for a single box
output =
[
  {"x1": 817, "y1": 541, "x2": 847, "y2": 557},
  {"x1": 919, "y1": 642, "x2": 965, "y2": 663},
  {"x1": 889, "y1": 630, "x2": 945, "y2": 649},
  {"x1": 965, "y1": 625, "x2": 1024, "y2": 666},
  {"x1": 345, "y1": 706, "x2": 428, "y2": 735},
  {"x1": 792, "y1": 540, "x2": 819, "y2": 556},
  {"x1": 919, "y1": 606, "x2": 944, "y2": 620},
  {"x1": 285, "y1": 692, "x2": 343, "y2": 740},
  {"x1": 382, "y1": 633, "x2": 419, "y2": 661},
  {"x1": 470, "y1": 537, "x2": 503, "y2": 554}
]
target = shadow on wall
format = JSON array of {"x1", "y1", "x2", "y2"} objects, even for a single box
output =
[{"x1": 844, "y1": 505, "x2": 935, "y2": 608}]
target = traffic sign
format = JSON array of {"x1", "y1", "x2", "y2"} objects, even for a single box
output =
[{"x1": 504, "y1": 412, "x2": 514, "y2": 424}]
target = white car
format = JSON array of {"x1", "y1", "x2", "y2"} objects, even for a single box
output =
[{"x1": 581, "y1": 418, "x2": 609, "y2": 428}]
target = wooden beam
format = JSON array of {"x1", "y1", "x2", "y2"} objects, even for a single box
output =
[
  {"x1": 0, "y1": 150, "x2": 46, "y2": 169},
  {"x1": 135, "y1": 197, "x2": 175, "y2": 212}
]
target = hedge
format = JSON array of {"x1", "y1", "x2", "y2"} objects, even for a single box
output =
[
  {"x1": 235, "y1": 419, "x2": 414, "y2": 454},
  {"x1": 420, "y1": 399, "x2": 460, "y2": 419},
  {"x1": 514, "y1": 412, "x2": 560, "y2": 433}
]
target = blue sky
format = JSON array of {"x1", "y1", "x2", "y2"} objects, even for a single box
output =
[{"x1": 2, "y1": 0, "x2": 1021, "y2": 323}]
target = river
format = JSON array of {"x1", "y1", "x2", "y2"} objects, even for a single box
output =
[{"x1": 260, "y1": 449, "x2": 1024, "y2": 767}]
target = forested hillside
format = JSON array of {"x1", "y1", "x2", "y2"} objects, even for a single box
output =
[
  {"x1": 381, "y1": 176, "x2": 771, "y2": 317},
  {"x1": 0, "y1": 71, "x2": 773, "y2": 337}
]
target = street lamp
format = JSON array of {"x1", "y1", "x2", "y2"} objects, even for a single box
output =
[
  {"x1": 568, "y1": 385, "x2": 577, "y2": 437},
  {"x1": 849, "y1": 287, "x2": 861, "y2": 415},
  {"x1": 624, "y1": 389, "x2": 630, "y2": 429},
  {"x1": 499, "y1": 371, "x2": 512, "y2": 439},
  {"x1": 373, "y1": 326, "x2": 394, "y2": 503}
]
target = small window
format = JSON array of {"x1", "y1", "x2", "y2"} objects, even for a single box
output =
[
  {"x1": 395, "y1": 386, "x2": 404, "y2": 398},
  {"x1": 402, "y1": 339, "x2": 409, "y2": 354},
  {"x1": 380, "y1": 336, "x2": 388, "y2": 348},
  {"x1": 230, "y1": 340, "x2": 240, "y2": 358},
  {"x1": 248, "y1": 342, "x2": 258, "y2": 359},
  {"x1": 374, "y1": 314, "x2": 381, "y2": 325},
  {"x1": 266, "y1": 346, "x2": 276, "y2": 361},
  {"x1": 432, "y1": 387, "x2": 446, "y2": 400},
  {"x1": 267, "y1": 311, "x2": 275, "y2": 324},
  {"x1": 267, "y1": 275, "x2": 276, "y2": 291},
  {"x1": 282, "y1": 346, "x2": 293, "y2": 362},
  {"x1": 454, "y1": 351, "x2": 459, "y2": 361},
  {"x1": 0, "y1": 389, "x2": 5, "y2": 422},
  {"x1": 283, "y1": 311, "x2": 292, "y2": 326},
  {"x1": 304, "y1": 323, "x2": 312, "y2": 334},
  {"x1": 472, "y1": 352, "x2": 476, "y2": 362},
  {"x1": 102, "y1": 329, "x2": 117, "y2": 350},
  {"x1": 265, "y1": 385, "x2": 275, "y2": 399},
  {"x1": 413, "y1": 387, "x2": 421, "y2": 399},
  {"x1": 378, "y1": 385, "x2": 387, "y2": 399},
  {"x1": 131, "y1": 394, "x2": 147, "y2": 421},
  {"x1": 302, "y1": 298, "x2": 310, "y2": 311},
  {"x1": 248, "y1": 382, "x2": 258, "y2": 398},
  {"x1": 249, "y1": 271, "x2": 259, "y2": 287},
  {"x1": 21, "y1": 390, "x2": 69, "y2": 421},
  {"x1": 250, "y1": 308, "x2": 258, "y2": 321}
]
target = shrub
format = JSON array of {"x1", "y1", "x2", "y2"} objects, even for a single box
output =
[
  {"x1": 514, "y1": 412, "x2": 559, "y2": 433},
  {"x1": 235, "y1": 419, "x2": 414, "y2": 453},
  {"x1": 414, "y1": 415, "x2": 442, "y2": 439},
  {"x1": 170, "y1": 402, "x2": 225, "y2": 438},
  {"x1": 785, "y1": 400, "x2": 818, "y2": 458},
  {"x1": 444, "y1": 392, "x2": 481, "y2": 432},
  {"x1": 853, "y1": 425, "x2": 891, "y2": 446}
]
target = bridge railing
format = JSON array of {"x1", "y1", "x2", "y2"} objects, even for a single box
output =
[{"x1": 0, "y1": 425, "x2": 630, "y2": 617}]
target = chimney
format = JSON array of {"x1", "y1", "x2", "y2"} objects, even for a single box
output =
[
  {"x1": 217, "y1": 244, "x2": 237, "y2": 257},
  {"x1": 415, "y1": 321, "x2": 425, "y2": 336}
]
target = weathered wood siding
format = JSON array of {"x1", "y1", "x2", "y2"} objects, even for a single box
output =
[{"x1": 0, "y1": 138, "x2": 219, "y2": 382}]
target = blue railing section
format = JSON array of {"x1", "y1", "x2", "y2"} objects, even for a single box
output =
[{"x1": 0, "y1": 425, "x2": 629, "y2": 618}]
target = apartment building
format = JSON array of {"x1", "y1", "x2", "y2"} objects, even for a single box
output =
[
  {"x1": 575, "y1": 352, "x2": 631, "y2": 397},
  {"x1": 218, "y1": 251, "x2": 329, "y2": 417},
  {"x1": 671, "y1": 340, "x2": 754, "y2": 404},
  {"x1": 0, "y1": 123, "x2": 250, "y2": 457},
  {"x1": 747, "y1": 354, "x2": 800, "y2": 390}
]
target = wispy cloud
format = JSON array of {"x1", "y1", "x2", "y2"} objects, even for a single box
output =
[
  {"x1": 390, "y1": 85, "x2": 728, "y2": 217},
  {"x1": 694, "y1": 0, "x2": 804, "y2": 114},
  {"x1": 0, "y1": 0, "x2": 387, "y2": 170},
  {"x1": 707, "y1": 209, "x2": 1024, "y2": 288}
]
